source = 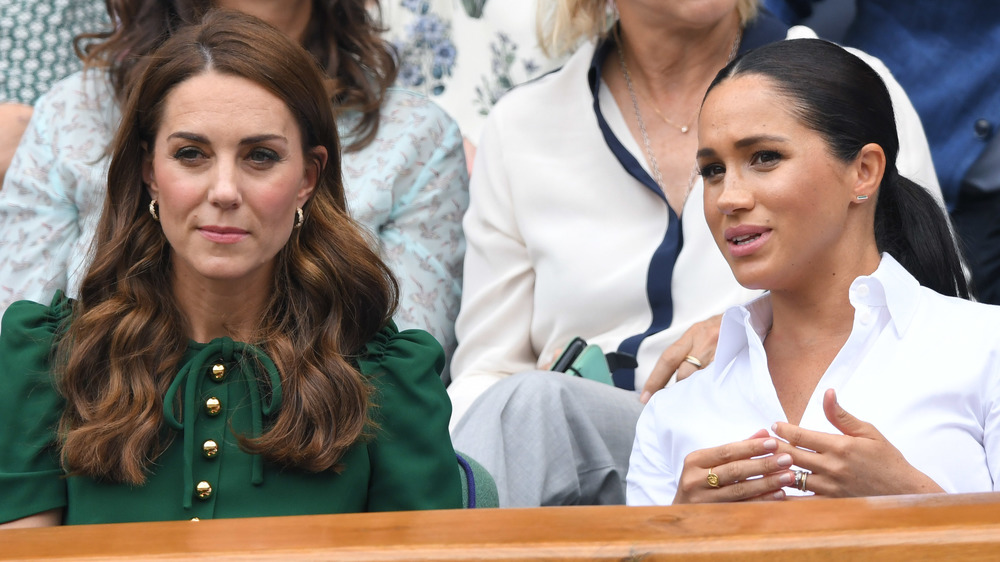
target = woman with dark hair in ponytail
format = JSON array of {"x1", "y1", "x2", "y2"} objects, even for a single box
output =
[{"x1": 628, "y1": 38, "x2": 998, "y2": 505}]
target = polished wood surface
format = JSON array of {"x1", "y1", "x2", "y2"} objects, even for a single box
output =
[{"x1": 4, "y1": 492, "x2": 1000, "y2": 561}]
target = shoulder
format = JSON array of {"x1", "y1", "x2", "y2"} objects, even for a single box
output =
[
  {"x1": 0, "y1": 292, "x2": 73, "y2": 351},
  {"x1": 378, "y1": 88, "x2": 460, "y2": 134},
  {"x1": 359, "y1": 321, "x2": 446, "y2": 389},
  {"x1": 487, "y1": 41, "x2": 595, "y2": 119}
]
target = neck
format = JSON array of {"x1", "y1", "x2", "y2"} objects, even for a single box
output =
[
  {"x1": 216, "y1": 0, "x2": 312, "y2": 43},
  {"x1": 767, "y1": 246, "x2": 882, "y2": 347},
  {"x1": 171, "y1": 267, "x2": 273, "y2": 344},
  {"x1": 614, "y1": 10, "x2": 742, "y2": 104}
]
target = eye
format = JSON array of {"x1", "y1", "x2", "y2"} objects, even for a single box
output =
[
  {"x1": 246, "y1": 147, "x2": 281, "y2": 167},
  {"x1": 172, "y1": 146, "x2": 205, "y2": 164},
  {"x1": 699, "y1": 163, "x2": 725, "y2": 181},
  {"x1": 750, "y1": 150, "x2": 782, "y2": 168}
]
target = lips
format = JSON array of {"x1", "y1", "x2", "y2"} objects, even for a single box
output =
[
  {"x1": 723, "y1": 225, "x2": 772, "y2": 257},
  {"x1": 199, "y1": 226, "x2": 249, "y2": 244}
]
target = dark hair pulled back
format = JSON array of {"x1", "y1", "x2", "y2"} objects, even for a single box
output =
[{"x1": 706, "y1": 38, "x2": 969, "y2": 299}]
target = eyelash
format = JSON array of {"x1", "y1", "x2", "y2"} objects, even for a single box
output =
[
  {"x1": 170, "y1": 146, "x2": 282, "y2": 167},
  {"x1": 699, "y1": 150, "x2": 783, "y2": 180}
]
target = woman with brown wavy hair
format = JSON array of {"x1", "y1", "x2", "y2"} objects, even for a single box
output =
[
  {"x1": 0, "y1": 0, "x2": 467, "y2": 373},
  {"x1": 0, "y1": 10, "x2": 462, "y2": 528}
]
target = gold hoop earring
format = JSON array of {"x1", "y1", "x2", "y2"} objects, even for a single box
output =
[
  {"x1": 293, "y1": 207, "x2": 304, "y2": 229},
  {"x1": 149, "y1": 199, "x2": 159, "y2": 221}
]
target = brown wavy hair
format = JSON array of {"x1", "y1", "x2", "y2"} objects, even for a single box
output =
[
  {"x1": 77, "y1": 0, "x2": 397, "y2": 152},
  {"x1": 57, "y1": 9, "x2": 399, "y2": 484}
]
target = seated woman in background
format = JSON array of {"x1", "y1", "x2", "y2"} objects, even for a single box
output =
[
  {"x1": 628, "y1": 39, "x2": 997, "y2": 505},
  {"x1": 0, "y1": 0, "x2": 467, "y2": 371},
  {"x1": 0, "y1": 11, "x2": 462, "y2": 527}
]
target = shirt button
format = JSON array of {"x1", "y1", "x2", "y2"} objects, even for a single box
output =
[
  {"x1": 205, "y1": 397, "x2": 222, "y2": 416},
  {"x1": 859, "y1": 309, "x2": 874, "y2": 325},
  {"x1": 854, "y1": 284, "x2": 870, "y2": 298},
  {"x1": 195, "y1": 481, "x2": 213, "y2": 500},
  {"x1": 210, "y1": 363, "x2": 226, "y2": 382},
  {"x1": 974, "y1": 119, "x2": 993, "y2": 140},
  {"x1": 202, "y1": 439, "x2": 219, "y2": 459}
]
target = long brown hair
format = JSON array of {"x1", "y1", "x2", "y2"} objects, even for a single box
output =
[
  {"x1": 77, "y1": 0, "x2": 396, "y2": 152},
  {"x1": 57, "y1": 9, "x2": 399, "y2": 484}
]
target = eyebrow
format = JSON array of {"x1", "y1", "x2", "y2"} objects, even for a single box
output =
[
  {"x1": 696, "y1": 134, "x2": 790, "y2": 159},
  {"x1": 165, "y1": 132, "x2": 288, "y2": 145}
]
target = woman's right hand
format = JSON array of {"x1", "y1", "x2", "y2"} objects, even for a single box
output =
[
  {"x1": 672, "y1": 430, "x2": 796, "y2": 504},
  {"x1": 641, "y1": 314, "x2": 722, "y2": 403}
]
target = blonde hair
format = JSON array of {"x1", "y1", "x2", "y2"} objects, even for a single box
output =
[{"x1": 537, "y1": 0, "x2": 761, "y2": 57}]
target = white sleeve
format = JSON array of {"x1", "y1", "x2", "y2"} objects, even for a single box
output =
[
  {"x1": 448, "y1": 106, "x2": 540, "y2": 428},
  {"x1": 626, "y1": 392, "x2": 679, "y2": 505}
]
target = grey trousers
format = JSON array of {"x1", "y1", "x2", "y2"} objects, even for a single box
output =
[{"x1": 451, "y1": 371, "x2": 645, "y2": 507}]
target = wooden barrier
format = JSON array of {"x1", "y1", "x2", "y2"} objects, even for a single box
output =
[{"x1": 3, "y1": 492, "x2": 1000, "y2": 561}]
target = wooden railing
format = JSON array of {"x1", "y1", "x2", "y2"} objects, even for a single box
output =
[{"x1": 4, "y1": 492, "x2": 1000, "y2": 560}]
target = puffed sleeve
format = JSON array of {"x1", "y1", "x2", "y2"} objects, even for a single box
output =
[
  {"x1": 0, "y1": 293, "x2": 71, "y2": 523},
  {"x1": 447, "y1": 103, "x2": 539, "y2": 428},
  {"x1": 0, "y1": 71, "x2": 114, "y2": 321},
  {"x1": 626, "y1": 391, "x2": 680, "y2": 506},
  {"x1": 372, "y1": 92, "x2": 469, "y2": 372},
  {"x1": 360, "y1": 322, "x2": 463, "y2": 511}
]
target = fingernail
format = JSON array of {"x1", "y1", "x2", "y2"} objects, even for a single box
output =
[
  {"x1": 640, "y1": 391, "x2": 651, "y2": 404},
  {"x1": 773, "y1": 490, "x2": 785, "y2": 500},
  {"x1": 763, "y1": 438, "x2": 777, "y2": 451},
  {"x1": 779, "y1": 472, "x2": 794, "y2": 485},
  {"x1": 776, "y1": 453, "x2": 792, "y2": 468},
  {"x1": 771, "y1": 422, "x2": 778, "y2": 433}
]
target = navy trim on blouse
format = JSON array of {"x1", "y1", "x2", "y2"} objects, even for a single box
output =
[{"x1": 588, "y1": 11, "x2": 788, "y2": 390}]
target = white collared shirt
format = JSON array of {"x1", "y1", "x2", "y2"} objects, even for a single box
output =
[{"x1": 627, "y1": 254, "x2": 1000, "y2": 505}]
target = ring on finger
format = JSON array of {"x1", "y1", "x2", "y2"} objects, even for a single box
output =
[
  {"x1": 683, "y1": 355, "x2": 704, "y2": 369},
  {"x1": 793, "y1": 470, "x2": 810, "y2": 492},
  {"x1": 707, "y1": 468, "x2": 721, "y2": 488}
]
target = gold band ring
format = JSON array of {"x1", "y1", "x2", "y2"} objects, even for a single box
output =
[
  {"x1": 683, "y1": 355, "x2": 704, "y2": 369},
  {"x1": 707, "y1": 468, "x2": 721, "y2": 488}
]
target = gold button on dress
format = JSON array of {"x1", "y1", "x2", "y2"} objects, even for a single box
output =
[
  {"x1": 204, "y1": 397, "x2": 222, "y2": 416},
  {"x1": 195, "y1": 481, "x2": 212, "y2": 500},
  {"x1": 202, "y1": 440, "x2": 219, "y2": 458}
]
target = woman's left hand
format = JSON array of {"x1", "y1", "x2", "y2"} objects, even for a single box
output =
[{"x1": 771, "y1": 389, "x2": 945, "y2": 497}]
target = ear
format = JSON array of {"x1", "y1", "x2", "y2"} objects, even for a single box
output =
[
  {"x1": 298, "y1": 146, "x2": 327, "y2": 207},
  {"x1": 851, "y1": 143, "x2": 886, "y2": 203},
  {"x1": 141, "y1": 141, "x2": 158, "y2": 200}
]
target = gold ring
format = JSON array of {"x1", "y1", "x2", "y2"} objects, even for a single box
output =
[
  {"x1": 683, "y1": 355, "x2": 704, "y2": 369},
  {"x1": 707, "y1": 468, "x2": 720, "y2": 488},
  {"x1": 798, "y1": 471, "x2": 809, "y2": 492}
]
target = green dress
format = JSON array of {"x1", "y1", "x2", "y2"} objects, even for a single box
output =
[{"x1": 0, "y1": 294, "x2": 462, "y2": 524}]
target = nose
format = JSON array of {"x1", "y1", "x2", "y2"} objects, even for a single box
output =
[
  {"x1": 713, "y1": 173, "x2": 754, "y2": 216},
  {"x1": 207, "y1": 159, "x2": 241, "y2": 209}
]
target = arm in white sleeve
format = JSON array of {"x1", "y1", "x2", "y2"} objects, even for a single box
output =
[
  {"x1": 626, "y1": 392, "x2": 679, "y2": 506},
  {"x1": 448, "y1": 107, "x2": 541, "y2": 428}
]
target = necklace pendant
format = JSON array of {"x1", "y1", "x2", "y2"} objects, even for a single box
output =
[{"x1": 680, "y1": 126, "x2": 689, "y2": 134}]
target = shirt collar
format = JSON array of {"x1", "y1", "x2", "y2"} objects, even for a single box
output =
[{"x1": 716, "y1": 253, "x2": 923, "y2": 366}]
